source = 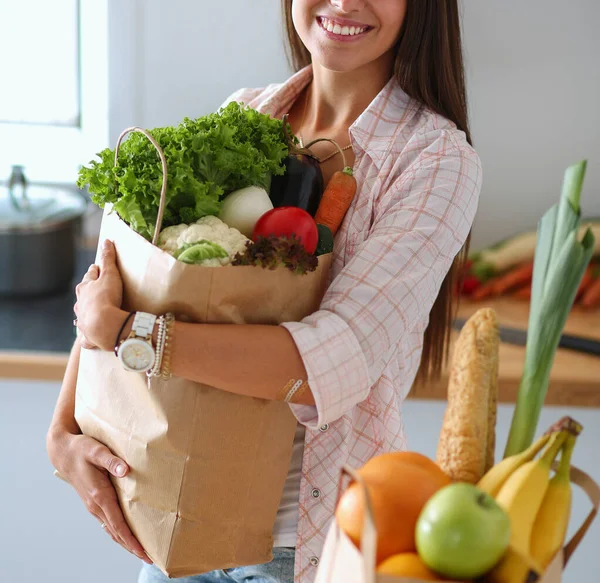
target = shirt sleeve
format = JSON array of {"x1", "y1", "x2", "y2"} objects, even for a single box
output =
[{"x1": 281, "y1": 130, "x2": 483, "y2": 429}]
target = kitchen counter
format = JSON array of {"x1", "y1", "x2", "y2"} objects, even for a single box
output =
[
  {"x1": 2, "y1": 269, "x2": 599, "y2": 406},
  {"x1": 419, "y1": 298, "x2": 600, "y2": 407},
  {"x1": 0, "y1": 246, "x2": 96, "y2": 379}
]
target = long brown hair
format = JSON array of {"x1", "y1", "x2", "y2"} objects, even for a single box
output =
[{"x1": 281, "y1": 0, "x2": 472, "y2": 388}]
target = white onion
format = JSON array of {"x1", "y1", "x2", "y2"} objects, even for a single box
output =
[{"x1": 219, "y1": 186, "x2": 274, "y2": 238}]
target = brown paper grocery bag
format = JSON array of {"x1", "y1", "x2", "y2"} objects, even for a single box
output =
[
  {"x1": 315, "y1": 464, "x2": 599, "y2": 583},
  {"x1": 71, "y1": 128, "x2": 333, "y2": 578}
]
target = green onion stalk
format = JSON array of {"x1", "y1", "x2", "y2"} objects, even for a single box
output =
[{"x1": 503, "y1": 160, "x2": 596, "y2": 458}]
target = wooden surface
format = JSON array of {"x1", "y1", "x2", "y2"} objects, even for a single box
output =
[
  {"x1": 412, "y1": 298, "x2": 600, "y2": 408},
  {"x1": 1, "y1": 297, "x2": 599, "y2": 407},
  {"x1": 0, "y1": 351, "x2": 69, "y2": 382}
]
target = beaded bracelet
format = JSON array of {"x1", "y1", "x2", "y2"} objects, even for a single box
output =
[
  {"x1": 147, "y1": 315, "x2": 167, "y2": 378},
  {"x1": 160, "y1": 313, "x2": 175, "y2": 380},
  {"x1": 280, "y1": 378, "x2": 309, "y2": 403}
]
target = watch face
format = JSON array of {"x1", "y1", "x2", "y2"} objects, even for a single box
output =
[{"x1": 118, "y1": 338, "x2": 155, "y2": 372}]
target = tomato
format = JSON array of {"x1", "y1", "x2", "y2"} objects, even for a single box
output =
[
  {"x1": 458, "y1": 275, "x2": 481, "y2": 296},
  {"x1": 252, "y1": 206, "x2": 319, "y2": 254}
]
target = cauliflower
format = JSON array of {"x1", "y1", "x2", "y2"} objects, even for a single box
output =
[
  {"x1": 157, "y1": 224, "x2": 189, "y2": 253},
  {"x1": 157, "y1": 215, "x2": 250, "y2": 267}
]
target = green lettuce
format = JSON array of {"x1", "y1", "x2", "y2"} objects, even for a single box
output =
[
  {"x1": 76, "y1": 102, "x2": 289, "y2": 240},
  {"x1": 173, "y1": 240, "x2": 229, "y2": 264}
]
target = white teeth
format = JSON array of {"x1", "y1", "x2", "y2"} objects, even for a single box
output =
[{"x1": 320, "y1": 17, "x2": 367, "y2": 36}]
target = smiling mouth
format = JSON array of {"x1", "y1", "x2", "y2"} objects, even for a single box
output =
[{"x1": 317, "y1": 16, "x2": 372, "y2": 37}]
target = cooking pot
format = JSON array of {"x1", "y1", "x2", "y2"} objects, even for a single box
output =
[{"x1": 0, "y1": 166, "x2": 88, "y2": 297}]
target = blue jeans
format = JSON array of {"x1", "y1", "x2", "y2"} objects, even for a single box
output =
[{"x1": 138, "y1": 547, "x2": 295, "y2": 583}]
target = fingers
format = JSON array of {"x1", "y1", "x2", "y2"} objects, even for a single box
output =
[
  {"x1": 82, "y1": 263, "x2": 99, "y2": 283},
  {"x1": 78, "y1": 334, "x2": 97, "y2": 350},
  {"x1": 98, "y1": 239, "x2": 117, "y2": 276},
  {"x1": 90, "y1": 502, "x2": 151, "y2": 564},
  {"x1": 80, "y1": 457, "x2": 152, "y2": 563},
  {"x1": 86, "y1": 495, "x2": 125, "y2": 547},
  {"x1": 93, "y1": 510, "x2": 121, "y2": 546},
  {"x1": 74, "y1": 265, "x2": 98, "y2": 301},
  {"x1": 102, "y1": 497, "x2": 153, "y2": 563},
  {"x1": 86, "y1": 441, "x2": 129, "y2": 478},
  {"x1": 65, "y1": 436, "x2": 152, "y2": 564}
]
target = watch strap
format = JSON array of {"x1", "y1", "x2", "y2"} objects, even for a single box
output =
[
  {"x1": 114, "y1": 311, "x2": 135, "y2": 356},
  {"x1": 131, "y1": 312, "x2": 157, "y2": 340}
]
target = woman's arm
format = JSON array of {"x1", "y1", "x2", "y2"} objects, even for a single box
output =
[
  {"x1": 99, "y1": 305, "x2": 315, "y2": 405},
  {"x1": 77, "y1": 128, "x2": 481, "y2": 422},
  {"x1": 46, "y1": 337, "x2": 152, "y2": 563},
  {"x1": 170, "y1": 322, "x2": 314, "y2": 404},
  {"x1": 47, "y1": 339, "x2": 83, "y2": 444}
]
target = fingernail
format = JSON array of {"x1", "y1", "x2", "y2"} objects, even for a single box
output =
[
  {"x1": 115, "y1": 464, "x2": 126, "y2": 476},
  {"x1": 103, "y1": 239, "x2": 111, "y2": 249}
]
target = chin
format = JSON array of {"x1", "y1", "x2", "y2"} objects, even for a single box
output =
[
  {"x1": 309, "y1": 47, "x2": 373, "y2": 74},
  {"x1": 313, "y1": 58, "x2": 361, "y2": 73}
]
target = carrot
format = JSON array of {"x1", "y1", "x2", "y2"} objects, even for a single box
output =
[
  {"x1": 306, "y1": 138, "x2": 357, "y2": 236},
  {"x1": 580, "y1": 273, "x2": 600, "y2": 309},
  {"x1": 575, "y1": 265, "x2": 594, "y2": 302},
  {"x1": 490, "y1": 261, "x2": 534, "y2": 295},
  {"x1": 470, "y1": 278, "x2": 497, "y2": 301},
  {"x1": 513, "y1": 285, "x2": 532, "y2": 301},
  {"x1": 314, "y1": 167, "x2": 357, "y2": 235},
  {"x1": 470, "y1": 261, "x2": 534, "y2": 301}
]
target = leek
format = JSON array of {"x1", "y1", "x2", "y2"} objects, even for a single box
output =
[{"x1": 503, "y1": 160, "x2": 596, "y2": 458}]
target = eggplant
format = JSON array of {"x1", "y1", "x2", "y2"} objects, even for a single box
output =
[{"x1": 269, "y1": 115, "x2": 324, "y2": 217}]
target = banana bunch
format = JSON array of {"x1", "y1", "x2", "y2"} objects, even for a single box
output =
[{"x1": 477, "y1": 416, "x2": 582, "y2": 583}]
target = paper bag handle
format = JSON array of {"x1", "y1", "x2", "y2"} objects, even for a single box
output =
[
  {"x1": 333, "y1": 465, "x2": 379, "y2": 583},
  {"x1": 560, "y1": 464, "x2": 600, "y2": 565},
  {"x1": 114, "y1": 127, "x2": 169, "y2": 246}
]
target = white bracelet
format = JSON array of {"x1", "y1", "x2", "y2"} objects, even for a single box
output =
[
  {"x1": 147, "y1": 315, "x2": 166, "y2": 378},
  {"x1": 284, "y1": 379, "x2": 304, "y2": 403}
]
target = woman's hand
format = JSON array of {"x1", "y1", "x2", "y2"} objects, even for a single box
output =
[
  {"x1": 74, "y1": 239, "x2": 124, "y2": 351},
  {"x1": 47, "y1": 428, "x2": 152, "y2": 564}
]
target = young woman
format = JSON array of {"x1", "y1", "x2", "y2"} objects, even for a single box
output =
[{"x1": 46, "y1": 1, "x2": 482, "y2": 582}]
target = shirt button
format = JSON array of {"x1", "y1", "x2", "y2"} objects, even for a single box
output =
[
  {"x1": 310, "y1": 556, "x2": 320, "y2": 567},
  {"x1": 311, "y1": 488, "x2": 321, "y2": 498},
  {"x1": 319, "y1": 424, "x2": 329, "y2": 432}
]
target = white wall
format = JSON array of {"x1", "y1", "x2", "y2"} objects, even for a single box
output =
[
  {"x1": 462, "y1": 1, "x2": 600, "y2": 249},
  {"x1": 107, "y1": 0, "x2": 291, "y2": 136},
  {"x1": 107, "y1": 0, "x2": 600, "y2": 251}
]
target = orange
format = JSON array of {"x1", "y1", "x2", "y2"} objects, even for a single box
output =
[
  {"x1": 376, "y1": 552, "x2": 441, "y2": 580},
  {"x1": 336, "y1": 452, "x2": 451, "y2": 565},
  {"x1": 361, "y1": 451, "x2": 449, "y2": 480}
]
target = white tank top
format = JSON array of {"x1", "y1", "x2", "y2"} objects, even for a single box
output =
[{"x1": 272, "y1": 422, "x2": 306, "y2": 547}]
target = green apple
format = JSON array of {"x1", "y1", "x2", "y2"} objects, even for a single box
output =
[{"x1": 415, "y1": 482, "x2": 510, "y2": 580}]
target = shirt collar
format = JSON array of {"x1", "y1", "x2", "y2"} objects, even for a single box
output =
[{"x1": 263, "y1": 64, "x2": 420, "y2": 170}]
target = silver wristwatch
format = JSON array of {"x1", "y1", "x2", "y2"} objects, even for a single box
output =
[{"x1": 117, "y1": 311, "x2": 157, "y2": 373}]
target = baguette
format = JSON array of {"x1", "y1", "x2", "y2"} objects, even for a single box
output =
[
  {"x1": 486, "y1": 326, "x2": 499, "y2": 473},
  {"x1": 436, "y1": 308, "x2": 499, "y2": 483}
]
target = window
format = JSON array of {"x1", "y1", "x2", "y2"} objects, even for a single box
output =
[{"x1": 0, "y1": 0, "x2": 109, "y2": 184}]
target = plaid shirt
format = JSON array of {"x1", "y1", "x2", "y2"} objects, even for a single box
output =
[{"x1": 222, "y1": 66, "x2": 482, "y2": 583}]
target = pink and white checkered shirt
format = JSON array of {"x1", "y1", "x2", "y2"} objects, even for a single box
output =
[{"x1": 222, "y1": 65, "x2": 482, "y2": 583}]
